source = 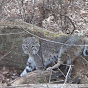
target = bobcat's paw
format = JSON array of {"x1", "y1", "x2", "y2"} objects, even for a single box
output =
[
  {"x1": 46, "y1": 67, "x2": 53, "y2": 71},
  {"x1": 20, "y1": 66, "x2": 32, "y2": 77}
]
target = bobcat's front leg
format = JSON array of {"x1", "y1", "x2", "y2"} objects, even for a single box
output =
[
  {"x1": 20, "y1": 56, "x2": 36, "y2": 77},
  {"x1": 20, "y1": 66, "x2": 32, "y2": 77},
  {"x1": 46, "y1": 60, "x2": 62, "y2": 70},
  {"x1": 47, "y1": 47, "x2": 64, "y2": 71}
]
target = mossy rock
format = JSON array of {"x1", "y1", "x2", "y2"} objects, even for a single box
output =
[{"x1": 0, "y1": 21, "x2": 67, "y2": 69}]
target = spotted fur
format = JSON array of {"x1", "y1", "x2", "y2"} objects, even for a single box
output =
[{"x1": 20, "y1": 36, "x2": 87, "y2": 76}]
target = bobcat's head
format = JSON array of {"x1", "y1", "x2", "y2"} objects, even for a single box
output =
[{"x1": 22, "y1": 37, "x2": 40, "y2": 55}]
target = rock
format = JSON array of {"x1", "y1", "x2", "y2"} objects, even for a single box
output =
[{"x1": 0, "y1": 21, "x2": 66, "y2": 69}]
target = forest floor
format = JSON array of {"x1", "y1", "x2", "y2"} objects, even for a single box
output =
[
  {"x1": 0, "y1": 57, "x2": 88, "y2": 87},
  {"x1": 0, "y1": 0, "x2": 88, "y2": 87}
]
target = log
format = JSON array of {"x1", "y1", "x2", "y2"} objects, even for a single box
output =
[
  {"x1": 8, "y1": 70, "x2": 51, "y2": 86},
  {"x1": 4, "y1": 84, "x2": 88, "y2": 88},
  {"x1": 0, "y1": 21, "x2": 66, "y2": 39}
]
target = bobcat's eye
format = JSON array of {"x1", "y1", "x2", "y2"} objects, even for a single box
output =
[
  {"x1": 25, "y1": 46, "x2": 28, "y2": 48},
  {"x1": 31, "y1": 46, "x2": 34, "y2": 48}
]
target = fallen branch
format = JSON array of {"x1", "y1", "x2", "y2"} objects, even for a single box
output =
[
  {"x1": 4, "y1": 84, "x2": 88, "y2": 88},
  {"x1": 8, "y1": 70, "x2": 51, "y2": 86}
]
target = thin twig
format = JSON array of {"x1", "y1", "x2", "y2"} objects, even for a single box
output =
[
  {"x1": 64, "y1": 65, "x2": 72, "y2": 84},
  {"x1": 37, "y1": 53, "x2": 44, "y2": 69},
  {"x1": 61, "y1": 65, "x2": 72, "y2": 88},
  {"x1": 80, "y1": 55, "x2": 88, "y2": 65},
  {"x1": 57, "y1": 68, "x2": 65, "y2": 78},
  {"x1": 49, "y1": 70, "x2": 53, "y2": 83},
  {"x1": 50, "y1": 80, "x2": 64, "y2": 84},
  {"x1": 0, "y1": 41, "x2": 15, "y2": 61},
  {"x1": 0, "y1": 50, "x2": 12, "y2": 61},
  {"x1": 0, "y1": 31, "x2": 25, "y2": 35},
  {"x1": 60, "y1": 63, "x2": 74, "y2": 66}
]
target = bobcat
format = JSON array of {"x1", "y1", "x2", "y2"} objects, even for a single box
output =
[{"x1": 20, "y1": 35, "x2": 88, "y2": 77}]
